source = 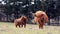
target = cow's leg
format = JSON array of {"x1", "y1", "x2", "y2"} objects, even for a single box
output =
[
  {"x1": 24, "y1": 23, "x2": 26, "y2": 28},
  {"x1": 38, "y1": 24, "x2": 43, "y2": 29},
  {"x1": 38, "y1": 19, "x2": 44, "y2": 29},
  {"x1": 37, "y1": 22, "x2": 43, "y2": 29},
  {"x1": 40, "y1": 25, "x2": 43, "y2": 29},
  {"x1": 14, "y1": 23, "x2": 18, "y2": 28},
  {"x1": 36, "y1": 20, "x2": 41, "y2": 29},
  {"x1": 36, "y1": 22, "x2": 41, "y2": 29},
  {"x1": 39, "y1": 23, "x2": 44, "y2": 29},
  {"x1": 21, "y1": 23, "x2": 23, "y2": 27},
  {"x1": 15, "y1": 25, "x2": 17, "y2": 28},
  {"x1": 22, "y1": 22, "x2": 26, "y2": 28},
  {"x1": 18, "y1": 25, "x2": 20, "y2": 28}
]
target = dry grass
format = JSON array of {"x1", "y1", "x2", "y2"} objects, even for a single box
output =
[{"x1": 0, "y1": 22, "x2": 60, "y2": 34}]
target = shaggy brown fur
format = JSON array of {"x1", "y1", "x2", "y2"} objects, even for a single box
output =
[
  {"x1": 34, "y1": 10, "x2": 48, "y2": 29},
  {"x1": 14, "y1": 16, "x2": 28, "y2": 28}
]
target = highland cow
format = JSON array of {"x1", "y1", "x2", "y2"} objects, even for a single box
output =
[
  {"x1": 34, "y1": 10, "x2": 48, "y2": 29},
  {"x1": 14, "y1": 15, "x2": 28, "y2": 28}
]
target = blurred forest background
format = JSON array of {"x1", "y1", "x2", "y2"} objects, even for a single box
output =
[{"x1": 0, "y1": 0, "x2": 60, "y2": 25}]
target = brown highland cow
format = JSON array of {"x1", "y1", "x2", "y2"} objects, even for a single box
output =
[
  {"x1": 14, "y1": 15, "x2": 28, "y2": 28},
  {"x1": 34, "y1": 10, "x2": 48, "y2": 29}
]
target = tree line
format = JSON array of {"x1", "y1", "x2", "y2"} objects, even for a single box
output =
[{"x1": 0, "y1": 0, "x2": 60, "y2": 22}]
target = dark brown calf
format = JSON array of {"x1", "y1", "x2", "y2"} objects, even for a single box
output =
[{"x1": 14, "y1": 16, "x2": 28, "y2": 28}]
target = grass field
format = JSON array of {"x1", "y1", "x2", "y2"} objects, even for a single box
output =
[{"x1": 0, "y1": 22, "x2": 60, "y2": 34}]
